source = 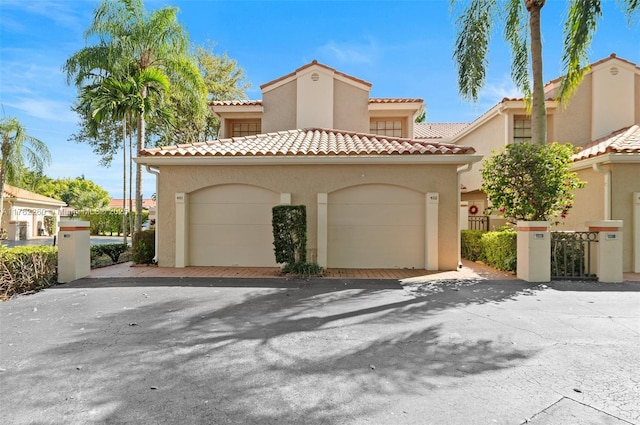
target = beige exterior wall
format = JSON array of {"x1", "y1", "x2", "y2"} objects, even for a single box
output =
[
  {"x1": 456, "y1": 114, "x2": 507, "y2": 192},
  {"x1": 551, "y1": 73, "x2": 593, "y2": 146},
  {"x1": 555, "y1": 167, "x2": 606, "y2": 232},
  {"x1": 296, "y1": 66, "x2": 334, "y2": 129},
  {"x1": 635, "y1": 73, "x2": 640, "y2": 124},
  {"x1": 333, "y1": 79, "x2": 369, "y2": 133},
  {"x1": 262, "y1": 80, "x2": 297, "y2": 133},
  {"x1": 611, "y1": 163, "x2": 640, "y2": 272},
  {"x1": 155, "y1": 163, "x2": 461, "y2": 270},
  {"x1": 591, "y1": 61, "x2": 636, "y2": 140}
]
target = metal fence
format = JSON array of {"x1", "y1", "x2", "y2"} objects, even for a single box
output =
[
  {"x1": 550, "y1": 231, "x2": 598, "y2": 280},
  {"x1": 468, "y1": 216, "x2": 489, "y2": 231}
]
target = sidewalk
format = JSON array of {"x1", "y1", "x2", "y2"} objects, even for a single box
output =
[{"x1": 89, "y1": 259, "x2": 520, "y2": 281}]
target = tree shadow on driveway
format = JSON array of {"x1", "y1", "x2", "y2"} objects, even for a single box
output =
[{"x1": 2, "y1": 278, "x2": 550, "y2": 424}]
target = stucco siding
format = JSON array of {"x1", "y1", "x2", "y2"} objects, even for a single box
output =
[
  {"x1": 456, "y1": 114, "x2": 506, "y2": 192},
  {"x1": 611, "y1": 163, "x2": 640, "y2": 272},
  {"x1": 262, "y1": 80, "x2": 297, "y2": 133},
  {"x1": 555, "y1": 167, "x2": 605, "y2": 232},
  {"x1": 333, "y1": 79, "x2": 369, "y2": 133},
  {"x1": 155, "y1": 163, "x2": 460, "y2": 270},
  {"x1": 552, "y1": 73, "x2": 593, "y2": 146}
]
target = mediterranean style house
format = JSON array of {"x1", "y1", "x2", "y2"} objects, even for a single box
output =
[
  {"x1": 432, "y1": 54, "x2": 639, "y2": 273},
  {"x1": 136, "y1": 54, "x2": 639, "y2": 273},
  {"x1": 135, "y1": 60, "x2": 481, "y2": 270},
  {"x1": 1, "y1": 184, "x2": 66, "y2": 240}
]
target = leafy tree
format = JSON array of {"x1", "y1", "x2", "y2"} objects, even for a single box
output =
[
  {"x1": 481, "y1": 142, "x2": 585, "y2": 223},
  {"x1": 452, "y1": 0, "x2": 639, "y2": 144},
  {"x1": 150, "y1": 43, "x2": 251, "y2": 145},
  {"x1": 53, "y1": 176, "x2": 111, "y2": 210},
  {"x1": 0, "y1": 117, "x2": 51, "y2": 225},
  {"x1": 64, "y1": 0, "x2": 207, "y2": 232}
]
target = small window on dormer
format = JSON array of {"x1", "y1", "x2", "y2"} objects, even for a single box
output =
[
  {"x1": 370, "y1": 118, "x2": 404, "y2": 138},
  {"x1": 513, "y1": 115, "x2": 531, "y2": 143},
  {"x1": 228, "y1": 120, "x2": 261, "y2": 138}
]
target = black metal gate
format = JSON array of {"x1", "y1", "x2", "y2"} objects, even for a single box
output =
[
  {"x1": 468, "y1": 216, "x2": 489, "y2": 231},
  {"x1": 550, "y1": 231, "x2": 598, "y2": 280}
]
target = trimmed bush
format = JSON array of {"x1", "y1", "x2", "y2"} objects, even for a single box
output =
[
  {"x1": 90, "y1": 243, "x2": 129, "y2": 263},
  {"x1": 272, "y1": 205, "x2": 307, "y2": 264},
  {"x1": 1, "y1": 246, "x2": 58, "y2": 300},
  {"x1": 482, "y1": 230, "x2": 517, "y2": 272},
  {"x1": 132, "y1": 230, "x2": 155, "y2": 264},
  {"x1": 461, "y1": 230, "x2": 485, "y2": 262},
  {"x1": 461, "y1": 229, "x2": 517, "y2": 272}
]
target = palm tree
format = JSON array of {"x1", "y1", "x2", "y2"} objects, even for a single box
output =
[
  {"x1": 79, "y1": 68, "x2": 170, "y2": 243},
  {"x1": 64, "y1": 0, "x2": 206, "y2": 231},
  {"x1": 0, "y1": 117, "x2": 51, "y2": 231},
  {"x1": 453, "y1": 0, "x2": 638, "y2": 144}
]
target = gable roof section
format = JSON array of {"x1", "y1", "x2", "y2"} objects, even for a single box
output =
[
  {"x1": 573, "y1": 124, "x2": 640, "y2": 161},
  {"x1": 260, "y1": 60, "x2": 372, "y2": 93},
  {"x1": 2, "y1": 184, "x2": 66, "y2": 207},
  {"x1": 415, "y1": 123, "x2": 469, "y2": 139},
  {"x1": 139, "y1": 128, "x2": 476, "y2": 158}
]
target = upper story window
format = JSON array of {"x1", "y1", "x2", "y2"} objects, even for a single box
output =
[
  {"x1": 513, "y1": 115, "x2": 531, "y2": 143},
  {"x1": 370, "y1": 118, "x2": 404, "y2": 138},
  {"x1": 228, "y1": 120, "x2": 261, "y2": 138}
]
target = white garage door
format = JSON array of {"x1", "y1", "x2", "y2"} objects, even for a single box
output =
[
  {"x1": 328, "y1": 184, "x2": 425, "y2": 269},
  {"x1": 189, "y1": 184, "x2": 279, "y2": 266}
]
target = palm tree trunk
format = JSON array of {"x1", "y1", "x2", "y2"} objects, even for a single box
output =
[
  {"x1": 135, "y1": 85, "x2": 148, "y2": 233},
  {"x1": 122, "y1": 119, "x2": 128, "y2": 245},
  {"x1": 528, "y1": 0, "x2": 547, "y2": 144},
  {"x1": 129, "y1": 126, "x2": 134, "y2": 238},
  {"x1": 0, "y1": 140, "x2": 9, "y2": 235}
]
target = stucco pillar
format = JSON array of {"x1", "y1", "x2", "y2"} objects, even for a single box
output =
[
  {"x1": 634, "y1": 192, "x2": 640, "y2": 273},
  {"x1": 460, "y1": 201, "x2": 469, "y2": 231},
  {"x1": 57, "y1": 220, "x2": 90, "y2": 283},
  {"x1": 280, "y1": 193, "x2": 291, "y2": 205},
  {"x1": 425, "y1": 193, "x2": 439, "y2": 270},
  {"x1": 588, "y1": 220, "x2": 623, "y2": 282},
  {"x1": 517, "y1": 221, "x2": 550, "y2": 282},
  {"x1": 317, "y1": 193, "x2": 328, "y2": 268},
  {"x1": 175, "y1": 193, "x2": 188, "y2": 268}
]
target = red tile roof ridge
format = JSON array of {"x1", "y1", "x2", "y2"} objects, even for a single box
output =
[
  {"x1": 573, "y1": 124, "x2": 640, "y2": 161},
  {"x1": 139, "y1": 128, "x2": 476, "y2": 157},
  {"x1": 260, "y1": 60, "x2": 372, "y2": 90},
  {"x1": 369, "y1": 98, "x2": 424, "y2": 103},
  {"x1": 545, "y1": 53, "x2": 639, "y2": 87},
  {"x1": 210, "y1": 99, "x2": 262, "y2": 106}
]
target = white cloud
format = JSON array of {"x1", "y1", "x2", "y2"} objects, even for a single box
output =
[
  {"x1": 6, "y1": 97, "x2": 77, "y2": 123},
  {"x1": 0, "y1": 0, "x2": 85, "y2": 32},
  {"x1": 481, "y1": 75, "x2": 524, "y2": 103},
  {"x1": 317, "y1": 37, "x2": 378, "y2": 65}
]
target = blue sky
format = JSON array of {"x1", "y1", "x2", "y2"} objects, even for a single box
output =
[{"x1": 1, "y1": 0, "x2": 639, "y2": 198}]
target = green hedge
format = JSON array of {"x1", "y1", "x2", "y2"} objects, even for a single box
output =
[
  {"x1": 132, "y1": 230, "x2": 155, "y2": 264},
  {"x1": 1, "y1": 246, "x2": 58, "y2": 300},
  {"x1": 91, "y1": 243, "x2": 129, "y2": 263},
  {"x1": 461, "y1": 229, "x2": 517, "y2": 272}
]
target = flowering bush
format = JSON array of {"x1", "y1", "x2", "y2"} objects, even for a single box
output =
[{"x1": 481, "y1": 142, "x2": 585, "y2": 224}]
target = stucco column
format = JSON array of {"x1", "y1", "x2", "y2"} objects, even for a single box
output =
[
  {"x1": 634, "y1": 192, "x2": 640, "y2": 273},
  {"x1": 280, "y1": 193, "x2": 291, "y2": 205},
  {"x1": 57, "y1": 220, "x2": 90, "y2": 283},
  {"x1": 517, "y1": 221, "x2": 550, "y2": 282},
  {"x1": 425, "y1": 193, "x2": 439, "y2": 270},
  {"x1": 588, "y1": 220, "x2": 623, "y2": 282},
  {"x1": 317, "y1": 193, "x2": 328, "y2": 268},
  {"x1": 175, "y1": 192, "x2": 188, "y2": 268}
]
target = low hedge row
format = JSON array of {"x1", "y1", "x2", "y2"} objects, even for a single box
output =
[
  {"x1": 461, "y1": 229, "x2": 517, "y2": 272},
  {"x1": 1, "y1": 246, "x2": 58, "y2": 301}
]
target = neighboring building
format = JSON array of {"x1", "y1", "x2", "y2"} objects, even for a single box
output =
[
  {"x1": 108, "y1": 199, "x2": 157, "y2": 211},
  {"x1": 447, "y1": 54, "x2": 640, "y2": 272},
  {"x1": 136, "y1": 61, "x2": 481, "y2": 270},
  {"x1": 1, "y1": 184, "x2": 66, "y2": 240}
]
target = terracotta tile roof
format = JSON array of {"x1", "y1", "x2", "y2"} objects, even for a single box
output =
[
  {"x1": 414, "y1": 123, "x2": 469, "y2": 139},
  {"x1": 140, "y1": 128, "x2": 476, "y2": 157},
  {"x1": 573, "y1": 125, "x2": 640, "y2": 161},
  {"x1": 211, "y1": 100, "x2": 262, "y2": 106},
  {"x1": 2, "y1": 184, "x2": 66, "y2": 206},
  {"x1": 369, "y1": 98, "x2": 424, "y2": 104}
]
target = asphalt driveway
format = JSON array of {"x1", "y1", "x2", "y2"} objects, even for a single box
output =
[{"x1": 1, "y1": 276, "x2": 639, "y2": 424}]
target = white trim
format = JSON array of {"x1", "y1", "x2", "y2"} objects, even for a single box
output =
[
  {"x1": 571, "y1": 153, "x2": 640, "y2": 170},
  {"x1": 135, "y1": 154, "x2": 483, "y2": 167}
]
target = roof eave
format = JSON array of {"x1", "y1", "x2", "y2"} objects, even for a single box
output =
[{"x1": 571, "y1": 152, "x2": 640, "y2": 170}]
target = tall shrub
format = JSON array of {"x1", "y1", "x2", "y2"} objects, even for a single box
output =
[
  {"x1": 132, "y1": 229, "x2": 155, "y2": 264},
  {"x1": 481, "y1": 142, "x2": 585, "y2": 223},
  {"x1": 1, "y1": 246, "x2": 58, "y2": 300},
  {"x1": 272, "y1": 205, "x2": 307, "y2": 265}
]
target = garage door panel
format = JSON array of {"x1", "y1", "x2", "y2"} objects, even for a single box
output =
[
  {"x1": 189, "y1": 184, "x2": 278, "y2": 267},
  {"x1": 191, "y1": 203, "x2": 274, "y2": 225},
  {"x1": 327, "y1": 184, "x2": 425, "y2": 269},
  {"x1": 329, "y1": 203, "x2": 423, "y2": 226}
]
